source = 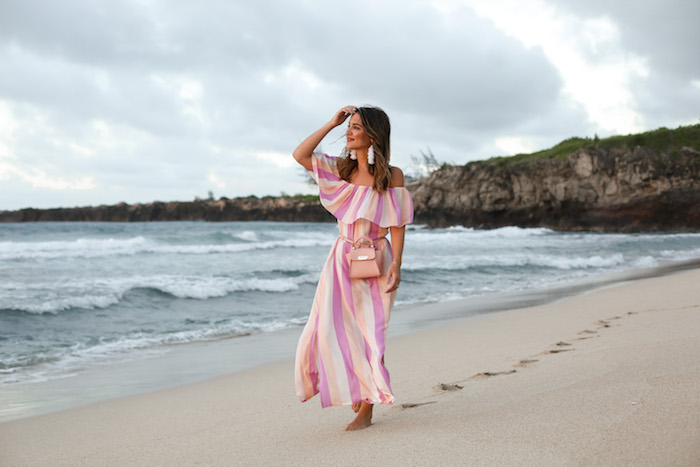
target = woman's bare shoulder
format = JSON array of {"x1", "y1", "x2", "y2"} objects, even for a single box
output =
[{"x1": 389, "y1": 166, "x2": 405, "y2": 188}]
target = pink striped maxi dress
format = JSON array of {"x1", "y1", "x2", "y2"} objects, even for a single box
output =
[{"x1": 295, "y1": 153, "x2": 414, "y2": 408}]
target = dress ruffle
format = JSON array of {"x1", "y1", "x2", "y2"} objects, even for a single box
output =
[{"x1": 308, "y1": 152, "x2": 414, "y2": 228}]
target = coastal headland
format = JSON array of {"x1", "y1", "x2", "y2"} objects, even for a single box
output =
[{"x1": 1, "y1": 124, "x2": 699, "y2": 231}]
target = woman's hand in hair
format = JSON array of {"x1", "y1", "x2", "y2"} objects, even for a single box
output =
[{"x1": 329, "y1": 106, "x2": 357, "y2": 128}]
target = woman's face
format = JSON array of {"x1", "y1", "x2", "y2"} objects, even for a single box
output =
[{"x1": 346, "y1": 113, "x2": 371, "y2": 150}]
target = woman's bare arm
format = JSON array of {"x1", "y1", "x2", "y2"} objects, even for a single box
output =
[
  {"x1": 385, "y1": 167, "x2": 406, "y2": 292},
  {"x1": 385, "y1": 225, "x2": 405, "y2": 293}
]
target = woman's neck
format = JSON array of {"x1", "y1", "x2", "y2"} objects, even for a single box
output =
[{"x1": 355, "y1": 149, "x2": 370, "y2": 171}]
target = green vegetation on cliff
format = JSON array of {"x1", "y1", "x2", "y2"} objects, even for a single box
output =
[{"x1": 484, "y1": 124, "x2": 700, "y2": 168}]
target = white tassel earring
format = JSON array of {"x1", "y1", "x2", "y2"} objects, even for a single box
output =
[
  {"x1": 349, "y1": 149, "x2": 357, "y2": 160},
  {"x1": 367, "y1": 144, "x2": 375, "y2": 165}
]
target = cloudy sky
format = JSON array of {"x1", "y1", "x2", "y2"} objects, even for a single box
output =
[{"x1": 1, "y1": 0, "x2": 698, "y2": 210}]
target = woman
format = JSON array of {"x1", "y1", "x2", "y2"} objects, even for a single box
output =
[{"x1": 293, "y1": 105, "x2": 414, "y2": 431}]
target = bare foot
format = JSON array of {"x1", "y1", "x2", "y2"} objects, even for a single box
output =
[
  {"x1": 351, "y1": 403, "x2": 361, "y2": 413},
  {"x1": 345, "y1": 402, "x2": 373, "y2": 431}
]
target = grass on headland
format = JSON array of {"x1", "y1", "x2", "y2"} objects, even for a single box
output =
[{"x1": 483, "y1": 123, "x2": 700, "y2": 168}]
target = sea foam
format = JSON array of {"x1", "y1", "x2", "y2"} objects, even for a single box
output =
[
  {"x1": 0, "y1": 273, "x2": 319, "y2": 314},
  {"x1": 0, "y1": 235, "x2": 333, "y2": 261},
  {"x1": 0, "y1": 317, "x2": 306, "y2": 385}
]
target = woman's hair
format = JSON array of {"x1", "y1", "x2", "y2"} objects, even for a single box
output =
[{"x1": 337, "y1": 106, "x2": 392, "y2": 192}]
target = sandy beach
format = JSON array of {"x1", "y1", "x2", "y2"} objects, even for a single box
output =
[{"x1": 1, "y1": 268, "x2": 699, "y2": 466}]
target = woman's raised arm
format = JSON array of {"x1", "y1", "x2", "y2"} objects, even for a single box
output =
[{"x1": 293, "y1": 106, "x2": 356, "y2": 171}]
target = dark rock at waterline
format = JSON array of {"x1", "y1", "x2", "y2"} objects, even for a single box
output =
[{"x1": 0, "y1": 197, "x2": 334, "y2": 223}]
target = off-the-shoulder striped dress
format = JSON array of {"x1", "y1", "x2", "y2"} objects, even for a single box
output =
[{"x1": 294, "y1": 153, "x2": 414, "y2": 408}]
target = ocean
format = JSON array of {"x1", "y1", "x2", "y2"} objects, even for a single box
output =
[{"x1": 2, "y1": 221, "x2": 700, "y2": 421}]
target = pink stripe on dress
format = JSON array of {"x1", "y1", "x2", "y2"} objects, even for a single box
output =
[
  {"x1": 370, "y1": 278, "x2": 392, "y2": 396},
  {"x1": 316, "y1": 167, "x2": 340, "y2": 182},
  {"x1": 331, "y1": 185, "x2": 358, "y2": 220},
  {"x1": 330, "y1": 262, "x2": 362, "y2": 404},
  {"x1": 307, "y1": 314, "x2": 319, "y2": 397},
  {"x1": 373, "y1": 194, "x2": 384, "y2": 225},
  {"x1": 317, "y1": 349, "x2": 332, "y2": 408}
]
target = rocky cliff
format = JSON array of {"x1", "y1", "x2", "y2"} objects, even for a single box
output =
[{"x1": 409, "y1": 144, "x2": 700, "y2": 231}]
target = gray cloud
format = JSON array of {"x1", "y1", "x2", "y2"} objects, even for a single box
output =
[
  {"x1": 0, "y1": 0, "x2": 697, "y2": 210},
  {"x1": 554, "y1": 0, "x2": 700, "y2": 129},
  {"x1": 555, "y1": 0, "x2": 700, "y2": 78}
]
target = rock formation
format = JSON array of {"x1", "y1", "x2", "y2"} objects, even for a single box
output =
[
  {"x1": 0, "y1": 196, "x2": 332, "y2": 223},
  {"x1": 409, "y1": 145, "x2": 700, "y2": 231}
]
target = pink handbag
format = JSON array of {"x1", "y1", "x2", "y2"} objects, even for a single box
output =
[{"x1": 347, "y1": 237, "x2": 382, "y2": 279}]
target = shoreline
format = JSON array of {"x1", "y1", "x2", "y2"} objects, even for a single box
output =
[
  {"x1": 1, "y1": 264, "x2": 698, "y2": 465},
  {"x1": 1, "y1": 257, "x2": 699, "y2": 424}
]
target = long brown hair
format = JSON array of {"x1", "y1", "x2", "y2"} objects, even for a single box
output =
[{"x1": 337, "y1": 106, "x2": 392, "y2": 192}]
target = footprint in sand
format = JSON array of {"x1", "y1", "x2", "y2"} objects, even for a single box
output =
[
  {"x1": 540, "y1": 340, "x2": 575, "y2": 354},
  {"x1": 576, "y1": 329, "x2": 598, "y2": 340},
  {"x1": 434, "y1": 382, "x2": 464, "y2": 391},
  {"x1": 469, "y1": 370, "x2": 516, "y2": 379},
  {"x1": 400, "y1": 401, "x2": 437, "y2": 409},
  {"x1": 595, "y1": 320, "x2": 611, "y2": 328},
  {"x1": 514, "y1": 359, "x2": 539, "y2": 368},
  {"x1": 544, "y1": 348, "x2": 574, "y2": 354}
]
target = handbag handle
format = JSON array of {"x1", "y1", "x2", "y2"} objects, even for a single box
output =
[{"x1": 352, "y1": 236, "x2": 376, "y2": 249}]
